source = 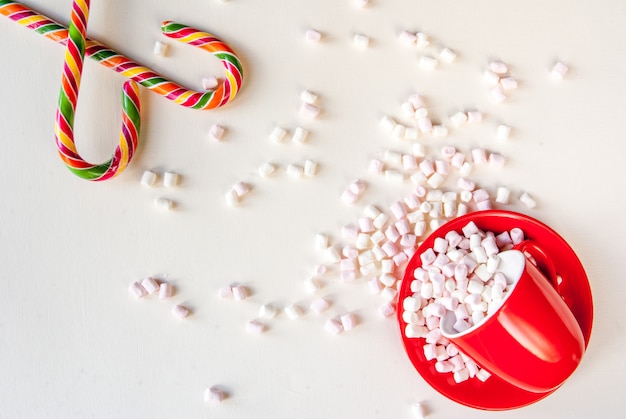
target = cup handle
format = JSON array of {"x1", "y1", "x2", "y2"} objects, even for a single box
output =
[{"x1": 513, "y1": 240, "x2": 561, "y2": 294}]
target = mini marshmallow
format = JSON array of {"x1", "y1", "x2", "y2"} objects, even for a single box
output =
[
  {"x1": 495, "y1": 124, "x2": 512, "y2": 140},
  {"x1": 310, "y1": 298, "x2": 330, "y2": 314},
  {"x1": 202, "y1": 76, "x2": 219, "y2": 90},
  {"x1": 496, "y1": 186, "x2": 511, "y2": 204},
  {"x1": 140, "y1": 170, "x2": 157, "y2": 187},
  {"x1": 304, "y1": 160, "x2": 318, "y2": 177},
  {"x1": 500, "y1": 76, "x2": 518, "y2": 90},
  {"x1": 483, "y1": 69, "x2": 501, "y2": 85},
  {"x1": 232, "y1": 181, "x2": 250, "y2": 198},
  {"x1": 489, "y1": 60, "x2": 508, "y2": 74},
  {"x1": 491, "y1": 86, "x2": 506, "y2": 103},
  {"x1": 225, "y1": 190, "x2": 239, "y2": 207},
  {"x1": 209, "y1": 124, "x2": 226, "y2": 141},
  {"x1": 404, "y1": 127, "x2": 419, "y2": 140},
  {"x1": 520, "y1": 192, "x2": 537, "y2": 208},
  {"x1": 232, "y1": 285, "x2": 249, "y2": 301},
  {"x1": 323, "y1": 246, "x2": 342, "y2": 263},
  {"x1": 286, "y1": 164, "x2": 304, "y2": 179},
  {"x1": 154, "y1": 197, "x2": 175, "y2": 211},
  {"x1": 551, "y1": 61, "x2": 569, "y2": 80},
  {"x1": 385, "y1": 170, "x2": 405, "y2": 183},
  {"x1": 300, "y1": 89, "x2": 318, "y2": 104},
  {"x1": 218, "y1": 285, "x2": 233, "y2": 299},
  {"x1": 315, "y1": 233, "x2": 330, "y2": 251},
  {"x1": 354, "y1": 0, "x2": 370, "y2": 7},
  {"x1": 378, "y1": 301, "x2": 396, "y2": 317},
  {"x1": 269, "y1": 126, "x2": 288, "y2": 143},
  {"x1": 340, "y1": 313, "x2": 357, "y2": 331},
  {"x1": 439, "y1": 47, "x2": 457, "y2": 63},
  {"x1": 292, "y1": 126, "x2": 309, "y2": 144},
  {"x1": 380, "y1": 115, "x2": 397, "y2": 132},
  {"x1": 392, "y1": 124, "x2": 406, "y2": 139},
  {"x1": 419, "y1": 55, "x2": 438, "y2": 70},
  {"x1": 204, "y1": 386, "x2": 226, "y2": 403},
  {"x1": 299, "y1": 102, "x2": 321, "y2": 119},
  {"x1": 172, "y1": 304, "x2": 190, "y2": 319},
  {"x1": 489, "y1": 153, "x2": 506, "y2": 167},
  {"x1": 467, "y1": 110, "x2": 483, "y2": 123},
  {"x1": 259, "y1": 303, "x2": 279, "y2": 319},
  {"x1": 471, "y1": 148, "x2": 488, "y2": 164},
  {"x1": 163, "y1": 171, "x2": 179, "y2": 187},
  {"x1": 450, "y1": 111, "x2": 467, "y2": 126},
  {"x1": 284, "y1": 304, "x2": 304, "y2": 319},
  {"x1": 453, "y1": 368, "x2": 470, "y2": 383},
  {"x1": 159, "y1": 282, "x2": 173, "y2": 299},
  {"x1": 305, "y1": 29, "x2": 322, "y2": 43},
  {"x1": 258, "y1": 162, "x2": 276, "y2": 178},
  {"x1": 141, "y1": 277, "x2": 159, "y2": 294},
  {"x1": 398, "y1": 30, "x2": 417, "y2": 45},
  {"x1": 381, "y1": 287, "x2": 398, "y2": 301},
  {"x1": 411, "y1": 402, "x2": 426, "y2": 419},
  {"x1": 129, "y1": 281, "x2": 147, "y2": 299},
  {"x1": 415, "y1": 32, "x2": 430, "y2": 48},
  {"x1": 246, "y1": 320, "x2": 266, "y2": 334},
  {"x1": 325, "y1": 318, "x2": 344, "y2": 335},
  {"x1": 304, "y1": 277, "x2": 323, "y2": 294},
  {"x1": 353, "y1": 33, "x2": 370, "y2": 48},
  {"x1": 427, "y1": 173, "x2": 444, "y2": 189},
  {"x1": 417, "y1": 117, "x2": 433, "y2": 133},
  {"x1": 153, "y1": 41, "x2": 168, "y2": 56},
  {"x1": 432, "y1": 125, "x2": 448, "y2": 137},
  {"x1": 510, "y1": 227, "x2": 525, "y2": 244}
]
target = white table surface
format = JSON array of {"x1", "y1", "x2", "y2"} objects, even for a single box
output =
[{"x1": 1, "y1": 1, "x2": 624, "y2": 418}]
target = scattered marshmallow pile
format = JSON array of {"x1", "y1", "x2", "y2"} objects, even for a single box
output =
[
  {"x1": 483, "y1": 59, "x2": 519, "y2": 103},
  {"x1": 217, "y1": 279, "x2": 359, "y2": 336},
  {"x1": 141, "y1": 169, "x2": 183, "y2": 211},
  {"x1": 128, "y1": 276, "x2": 191, "y2": 319},
  {"x1": 397, "y1": 28, "x2": 458, "y2": 71},
  {"x1": 401, "y1": 221, "x2": 526, "y2": 384}
]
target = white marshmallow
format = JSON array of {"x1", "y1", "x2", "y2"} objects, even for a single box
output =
[
  {"x1": 246, "y1": 320, "x2": 266, "y2": 335},
  {"x1": 259, "y1": 303, "x2": 279, "y2": 319},
  {"x1": 141, "y1": 277, "x2": 159, "y2": 294},
  {"x1": 353, "y1": 33, "x2": 370, "y2": 48},
  {"x1": 551, "y1": 61, "x2": 569, "y2": 80},
  {"x1": 129, "y1": 281, "x2": 147, "y2": 299},
  {"x1": 269, "y1": 126, "x2": 288, "y2": 143},
  {"x1": 153, "y1": 41, "x2": 168, "y2": 56},
  {"x1": 520, "y1": 192, "x2": 537, "y2": 208},
  {"x1": 325, "y1": 318, "x2": 344, "y2": 335},
  {"x1": 292, "y1": 127, "x2": 309, "y2": 144},
  {"x1": 154, "y1": 197, "x2": 175, "y2": 211},
  {"x1": 202, "y1": 76, "x2": 219, "y2": 90},
  {"x1": 300, "y1": 89, "x2": 318, "y2": 104},
  {"x1": 284, "y1": 304, "x2": 304, "y2": 319},
  {"x1": 305, "y1": 29, "x2": 322, "y2": 43},
  {"x1": 172, "y1": 304, "x2": 190, "y2": 319},
  {"x1": 258, "y1": 162, "x2": 277, "y2": 178},
  {"x1": 204, "y1": 386, "x2": 226, "y2": 403},
  {"x1": 140, "y1": 170, "x2": 157, "y2": 187},
  {"x1": 209, "y1": 124, "x2": 226, "y2": 141},
  {"x1": 159, "y1": 283, "x2": 173, "y2": 299},
  {"x1": 299, "y1": 102, "x2": 321, "y2": 119}
]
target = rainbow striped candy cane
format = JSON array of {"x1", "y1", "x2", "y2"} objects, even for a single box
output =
[
  {"x1": 56, "y1": 0, "x2": 139, "y2": 180},
  {"x1": 0, "y1": 0, "x2": 244, "y2": 180}
]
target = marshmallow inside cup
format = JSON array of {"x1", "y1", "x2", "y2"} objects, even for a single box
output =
[{"x1": 440, "y1": 250, "x2": 525, "y2": 337}]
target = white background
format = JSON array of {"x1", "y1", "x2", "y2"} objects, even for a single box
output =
[{"x1": 1, "y1": 0, "x2": 624, "y2": 418}]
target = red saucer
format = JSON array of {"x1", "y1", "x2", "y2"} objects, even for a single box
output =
[{"x1": 397, "y1": 210, "x2": 593, "y2": 410}]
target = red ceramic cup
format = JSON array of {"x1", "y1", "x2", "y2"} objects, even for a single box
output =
[{"x1": 440, "y1": 240, "x2": 585, "y2": 394}]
